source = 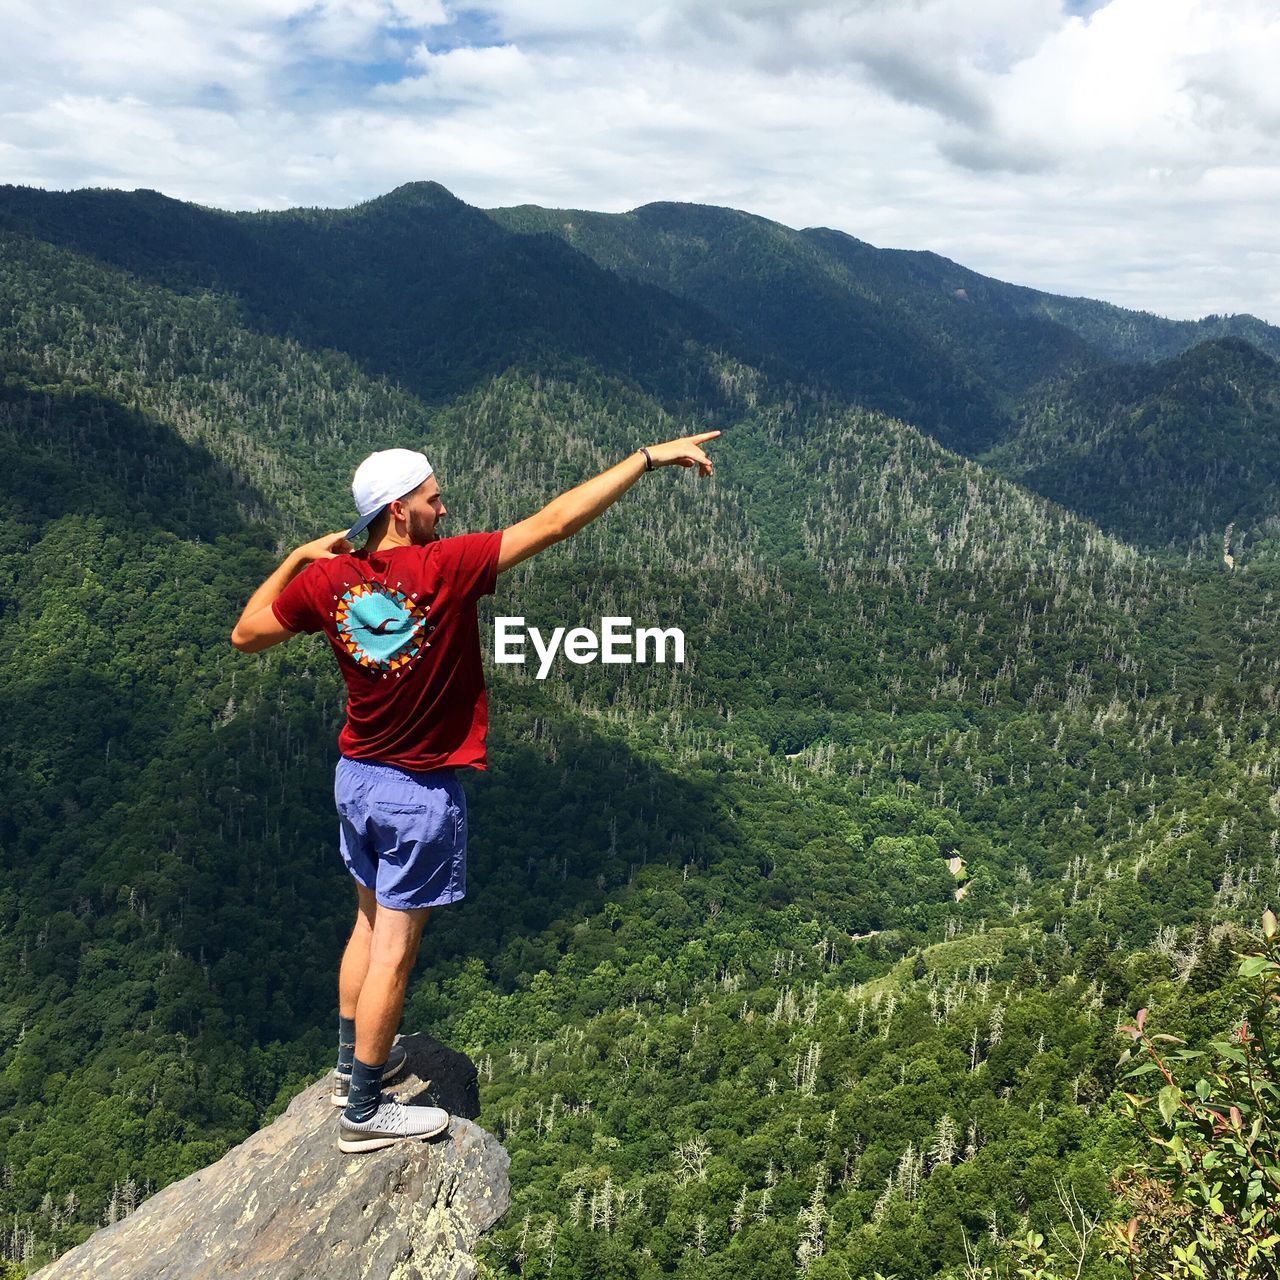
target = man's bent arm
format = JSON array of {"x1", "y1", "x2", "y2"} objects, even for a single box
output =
[
  {"x1": 230, "y1": 531, "x2": 352, "y2": 652},
  {"x1": 497, "y1": 431, "x2": 719, "y2": 573}
]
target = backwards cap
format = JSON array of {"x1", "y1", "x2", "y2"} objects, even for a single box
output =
[{"x1": 346, "y1": 448, "x2": 433, "y2": 540}]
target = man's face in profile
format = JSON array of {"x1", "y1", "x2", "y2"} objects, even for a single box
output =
[{"x1": 405, "y1": 476, "x2": 446, "y2": 545}]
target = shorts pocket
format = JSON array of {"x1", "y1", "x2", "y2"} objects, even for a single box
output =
[{"x1": 374, "y1": 791, "x2": 453, "y2": 846}]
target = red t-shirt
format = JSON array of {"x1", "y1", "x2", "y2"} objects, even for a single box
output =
[{"x1": 271, "y1": 532, "x2": 502, "y2": 771}]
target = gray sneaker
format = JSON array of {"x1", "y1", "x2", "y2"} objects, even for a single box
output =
[
  {"x1": 331, "y1": 1042, "x2": 410, "y2": 1108},
  {"x1": 338, "y1": 1096, "x2": 451, "y2": 1153}
]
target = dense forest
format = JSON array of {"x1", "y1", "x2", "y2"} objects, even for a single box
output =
[{"x1": 1, "y1": 182, "x2": 1278, "y2": 1279}]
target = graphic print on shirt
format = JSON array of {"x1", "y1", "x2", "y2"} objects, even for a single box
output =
[{"x1": 334, "y1": 581, "x2": 431, "y2": 674}]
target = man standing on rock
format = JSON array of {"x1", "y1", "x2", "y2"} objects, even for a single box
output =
[{"x1": 230, "y1": 431, "x2": 718, "y2": 1152}]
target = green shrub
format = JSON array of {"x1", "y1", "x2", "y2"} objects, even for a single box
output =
[{"x1": 1107, "y1": 912, "x2": 1280, "y2": 1278}]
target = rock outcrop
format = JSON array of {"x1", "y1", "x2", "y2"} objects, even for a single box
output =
[{"x1": 34, "y1": 1034, "x2": 510, "y2": 1280}]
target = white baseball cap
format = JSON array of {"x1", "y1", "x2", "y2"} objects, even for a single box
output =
[{"x1": 347, "y1": 448, "x2": 434, "y2": 539}]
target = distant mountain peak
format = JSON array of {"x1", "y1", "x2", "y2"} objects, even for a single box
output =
[
  {"x1": 1172, "y1": 333, "x2": 1278, "y2": 368},
  {"x1": 358, "y1": 180, "x2": 464, "y2": 211}
]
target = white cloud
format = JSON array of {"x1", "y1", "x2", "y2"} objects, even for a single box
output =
[
  {"x1": 297, "y1": 0, "x2": 450, "y2": 59},
  {"x1": 1, "y1": 0, "x2": 1278, "y2": 322},
  {"x1": 381, "y1": 42, "x2": 540, "y2": 101}
]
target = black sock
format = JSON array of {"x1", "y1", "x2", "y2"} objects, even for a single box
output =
[
  {"x1": 337, "y1": 1015, "x2": 356, "y2": 1074},
  {"x1": 344, "y1": 1056, "x2": 385, "y2": 1124}
]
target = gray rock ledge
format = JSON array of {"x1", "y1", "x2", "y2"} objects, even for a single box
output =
[{"x1": 34, "y1": 1034, "x2": 510, "y2": 1280}]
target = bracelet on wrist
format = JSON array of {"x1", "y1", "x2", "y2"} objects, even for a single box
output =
[{"x1": 639, "y1": 446, "x2": 655, "y2": 472}]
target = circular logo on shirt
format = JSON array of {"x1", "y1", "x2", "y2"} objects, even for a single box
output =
[{"x1": 335, "y1": 582, "x2": 430, "y2": 674}]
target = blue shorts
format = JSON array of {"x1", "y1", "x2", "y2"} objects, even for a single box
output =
[{"x1": 334, "y1": 756, "x2": 467, "y2": 911}]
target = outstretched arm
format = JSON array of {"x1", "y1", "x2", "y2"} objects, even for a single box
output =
[
  {"x1": 230, "y1": 531, "x2": 352, "y2": 652},
  {"x1": 497, "y1": 432, "x2": 720, "y2": 574}
]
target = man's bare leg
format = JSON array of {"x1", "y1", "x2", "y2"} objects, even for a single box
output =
[
  {"x1": 339, "y1": 884, "x2": 378, "y2": 1020},
  {"x1": 354, "y1": 900, "x2": 431, "y2": 1065},
  {"x1": 340, "y1": 898, "x2": 448, "y2": 1147}
]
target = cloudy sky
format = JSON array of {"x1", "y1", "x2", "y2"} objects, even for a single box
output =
[{"x1": 3, "y1": 0, "x2": 1278, "y2": 321}]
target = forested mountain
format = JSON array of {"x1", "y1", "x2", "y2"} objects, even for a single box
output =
[
  {"x1": 988, "y1": 337, "x2": 1280, "y2": 557},
  {"x1": 490, "y1": 200, "x2": 1073, "y2": 454},
  {"x1": 489, "y1": 199, "x2": 1280, "y2": 453},
  {"x1": 0, "y1": 182, "x2": 749, "y2": 407},
  {"x1": 8, "y1": 178, "x2": 1280, "y2": 553},
  {"x1": 1, "y1": 182, "x2": 1278, "y2": 1279}
]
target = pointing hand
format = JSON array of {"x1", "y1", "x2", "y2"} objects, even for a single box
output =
[{"x1": 645, "y1": 430, "x2": 721, "y2": 477}]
